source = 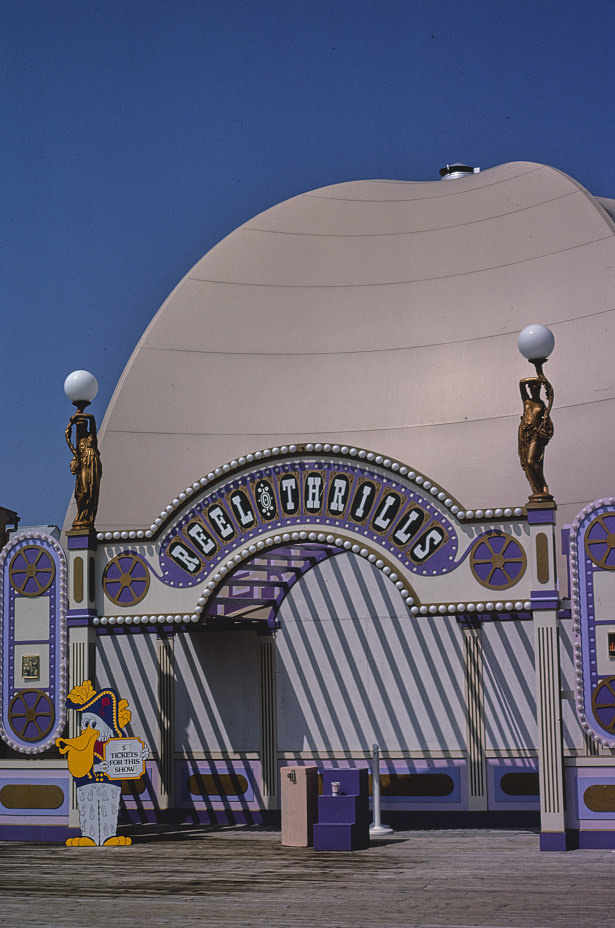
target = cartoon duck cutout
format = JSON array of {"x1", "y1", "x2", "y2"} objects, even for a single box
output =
[{"x1": 56, "y1": 681, "x2": 149, "y2": 846}]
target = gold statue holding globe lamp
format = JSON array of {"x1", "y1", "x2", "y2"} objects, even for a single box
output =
[{"x1": 517, "y1": 325, "x2": 556, "y2": 504}]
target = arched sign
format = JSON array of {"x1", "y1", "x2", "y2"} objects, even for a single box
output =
[
  {"x1": 95, "y1": 445, "x2": 530, "y2": 626},
  {"x1": 158, "y1": 453, "x2": 460, "y2": 588}
]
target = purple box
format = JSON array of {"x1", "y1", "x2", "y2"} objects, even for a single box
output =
[
  {"x1": 315, "y1": 768, "x2": 370, "y2": 850},
  {"x1": 313, "y1": 822, "x2": 370, "y2": 851},
  {"x1": 322, "y1": 767, "x2": 368, "y2": 798},
  {"x1": 318, "y1": 795, "x2": 369, "y2": 825}
]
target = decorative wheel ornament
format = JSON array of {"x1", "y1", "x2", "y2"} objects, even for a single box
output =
[
  {"x1": 103, "y1": 553, "x2": 150, "y2": 606},
  {"x1": 592, "y1": 676, "x2": 615, "y2": 733},
  {"x1": 470, "y1": 533, "x2": 526, "y2": 590},
  {"x1": 584, "y1": 513, "x2": 615, "y2": 570},
  {"x1": 8, "y1": 689, "x2": 55, "y2": 742},
  {"x1": 9, "y1": 546, "x2": 56, "y2": 597}
]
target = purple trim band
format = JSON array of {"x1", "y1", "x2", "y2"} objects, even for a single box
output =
[
  {"x1": 576, "y1": 830, "x2": 615, "y2": 850},
  {"x1": 67, "y1": 608, "x2": 98, "y2": 619},
  {"x1": 539, "y1": 831, "x2": 573, "y2": 851},
  {"x1": 0, "y1": 824, "x2": 78, "y2": 842},
  {"x1": 120, "y1": 808, "x2": 268, "y2": 827},
  {"x1": 457, "y1": 611, "x2": 532, "y2": 628},
  {"x1": 66, "y1": 532, "x2": 98, "y2": 550},
  {"x1": 95, "y1": 625, "x2": 184, "y2": 637},
  {"x1": 527, "y1": 509, "x2": 556, "y2": 525},
  {"x1": 560, "y1": 526, "x2": 570, "y2": 556},
  {"x1": 531, "y1": 590, "x2": 559, "y2": 610}
]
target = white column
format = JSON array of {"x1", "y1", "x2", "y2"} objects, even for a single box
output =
[
  {"x1": 464, "y1": 624, "x2": 487, "y2": 811},
  {"x1": 156, "y1": 633, "x2": 175, "y2": 811},
  {"x1": 527, "y1": 503, "x2": 567, "y2": 848},
  {"x1": 534, "y1": 610, "x2": 565, "y2": 837},
  {"x1": 258, "y1": 635, "x2": 278, "y2": 810},
  {"x1": 67, "y1": 625, "x2": 95, "y2": 827}
]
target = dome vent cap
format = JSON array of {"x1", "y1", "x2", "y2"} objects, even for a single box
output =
[{"x1": 439, "y1": 163, "x2": 480, "y2": 180}]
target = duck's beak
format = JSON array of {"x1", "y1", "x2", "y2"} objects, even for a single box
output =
[{"x1": 55, "y1": 727, "x2": 100, "y2": 778}]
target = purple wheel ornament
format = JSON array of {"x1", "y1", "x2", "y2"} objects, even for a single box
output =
[
  {"x1": 584, "y1": 513, "x2": 615, "y2": 570},
  {"x1": 470, "y1": 533, "x2": 526, "y2": 590},
  {"x1": 103, "y1": 553, "x2": 150, "y2": 607},
  {"x1": 592, "y1": 676, "x2": 615, "y2": 734},
  {"x1": 8, "y1": 689, "x2": 55, "y2": 742},
  {"x1": 9, "y1": 545, "x2": 55, "y2": 597}
]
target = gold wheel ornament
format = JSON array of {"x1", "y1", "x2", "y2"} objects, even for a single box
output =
[
  {"x1": 592, "y1": 676, "x2": 615, "y2": 734},
  {"x1": 103, "y1": 553, "x2": 150, "y2": 607},
  {"x1": 584, "y1": 513, "x2": 615, "y2": 570},
  {"x1": 470, "y1": 533, "x2": 527, "y2": 590},
  {"x1": 8, "y1": 689, "x2": 55, "y2": 742},
  {"x1": 9, "y1": 546, "x2": 56, "y2": 597}
]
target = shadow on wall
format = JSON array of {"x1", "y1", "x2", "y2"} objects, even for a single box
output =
[
  {"x1": 275, "y1": 553, "x2": 468, "y2": 757},
  {"x1": 275, "y1": 552, "x2": 538, "y2": 763},
  {"x1": 175, "y1": 629, "x2": 262, "y2": 823}
]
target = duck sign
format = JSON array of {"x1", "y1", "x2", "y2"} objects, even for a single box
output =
[{"x1": 56, "y1": 681, "x2": 149, "y2": 846}]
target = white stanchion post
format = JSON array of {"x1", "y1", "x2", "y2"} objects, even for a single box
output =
[{"x1": 369, "y1": 743, "x2": 393, "y2": 836}]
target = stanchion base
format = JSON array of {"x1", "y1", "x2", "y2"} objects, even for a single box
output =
[{"x1": 369, "y1": 823, "x2": 394, "y2": 836}]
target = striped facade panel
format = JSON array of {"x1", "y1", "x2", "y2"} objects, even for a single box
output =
[
  {"x1": 275, "y1": 553, "x2": 466, "y2": 756},
  {"x1": 482, "y1": 621, "x2": 537, "y2": 753},
  {"x1": 174, "y1": 630, "x2": 260, "y2": 755},
  {"x1": 96, "y1": 634, "x2": 160, "y2": 760}
]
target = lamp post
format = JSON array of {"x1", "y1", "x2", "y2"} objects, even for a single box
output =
[
  {"x1": 64, "y1": 370, "x2": 102, "y2": 531},
  {"x1": 517, "y1": 325, "x2": 555, "y2": 504},
  {"x1": 63, "y1": 371, "x2": 101, "y2": 826},
  {"x1": 518, "y1": 326, "x2": 567, "y2": 847}
]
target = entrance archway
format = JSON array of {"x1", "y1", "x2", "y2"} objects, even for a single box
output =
[{"x1": 82, "y1": 445, "x2": 559, "y2": 836}]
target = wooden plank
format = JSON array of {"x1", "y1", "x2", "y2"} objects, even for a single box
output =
[{"x1": 0, "y1": 827, "x2": 614, "y2": 927}]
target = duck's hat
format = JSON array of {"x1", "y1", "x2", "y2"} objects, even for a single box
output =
[{"x1": 67, "y1": 686, "x2": 126, "y2": 737}]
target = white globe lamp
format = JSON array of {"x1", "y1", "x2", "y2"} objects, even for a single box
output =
[
  {"x1": 518, "y1": 324, "x2": 555, "y2": 363},
  {"x1": 64, "y1": 370, "x2": 98, "y2": 411}
]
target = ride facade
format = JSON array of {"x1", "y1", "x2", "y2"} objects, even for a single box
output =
[{"x1": 2, "y1": 161, "x2": 615, "y2": 850}]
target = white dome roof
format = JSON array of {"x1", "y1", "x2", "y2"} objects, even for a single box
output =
[{"x1": 81, "y1": 161, "x2": 615, "y2": 535}]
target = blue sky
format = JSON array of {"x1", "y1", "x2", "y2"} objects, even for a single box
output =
[{"x1": 3, "y1": 0, "x2": 615, "y2": 527}]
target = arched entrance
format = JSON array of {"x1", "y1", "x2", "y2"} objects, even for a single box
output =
[{"x1": 57, "y1": 445, "x2": 562, "y2": 839}]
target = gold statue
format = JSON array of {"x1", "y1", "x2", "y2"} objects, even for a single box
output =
[
  {"x1": 518, "y1": 372, "x2": 554, "y2": 502},
  {"x1": 65, "y1": 410, "x2": 102, "y2": 529}
]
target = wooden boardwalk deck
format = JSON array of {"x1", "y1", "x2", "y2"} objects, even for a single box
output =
[{"x1": 1, "y1": 826, "x2": 615, "y2": 927}]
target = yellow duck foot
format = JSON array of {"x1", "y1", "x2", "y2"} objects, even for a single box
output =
[
  {"x1": 66, "y1": 836, "x2": 97, "y2": 847},
  {"x1": 103, "y1": 835, "x2": 132, "y2": 846}
]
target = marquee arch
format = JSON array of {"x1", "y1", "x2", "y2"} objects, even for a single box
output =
[{"x1": 94, "y1": 445, "x2": 530, "y2": 630}]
